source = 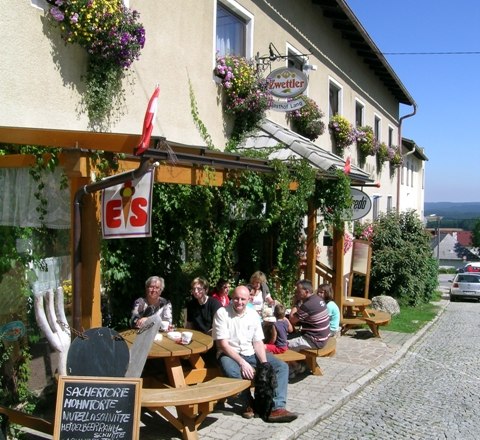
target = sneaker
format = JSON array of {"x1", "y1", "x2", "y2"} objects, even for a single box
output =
[
  {"x1": 268, "y1": 408, "x2": 298, "y2": 423},
  {"x1": 242, "y1": 406, "x2": 255, "y2": 419}
]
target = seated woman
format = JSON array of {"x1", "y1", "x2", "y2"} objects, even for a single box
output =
[
  {"x1": 130, "y1": 276, "x2": 172, "y2": 329},
  {"x1": 317, "y1": 283, "x2": 340, "y2": 337},
  {"x1": 185, "y1": 277, "x2": 221, "y2": 335},
  {"x1": 210, "y1": 278, "x2": 230, "y2": 307},
  {"x1": 249, "y1": 270, "x2": 275, "y2": 314}
]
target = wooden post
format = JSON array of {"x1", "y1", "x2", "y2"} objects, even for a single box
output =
[
  {"x1": 305, "y1": 201, "x2": 317, "y2": 286},
  {"x1": 62, "y1": 152, "x2": 102, "y2": 330},
  {"x1": 332, "y1": 227, "x2": 345, "y2": 320}
]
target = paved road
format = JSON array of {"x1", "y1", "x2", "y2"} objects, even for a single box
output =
[{"x1": 297, "y1": 300, "x2": 480, "y2": 440}]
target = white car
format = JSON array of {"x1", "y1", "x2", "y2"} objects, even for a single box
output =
[{"x1": 449, "y1": 273, "x2": 480, "y2": 301}]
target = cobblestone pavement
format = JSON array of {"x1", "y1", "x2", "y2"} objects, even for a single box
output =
[
  {"x1": 138, "y1": 301, "x2": 448, "y2": 440},
  {"x1": 297, "y1": 300, "x2": 480, "y2": 440}
]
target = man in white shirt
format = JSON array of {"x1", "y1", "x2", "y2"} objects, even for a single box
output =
[{"x1": 213, "y1": 285, "x2": 297, "y2": 423}]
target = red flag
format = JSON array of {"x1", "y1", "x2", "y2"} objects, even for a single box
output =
[
  {"x1": 135, "y1": 85, "x2": 160, "y2": 156},
  {"x1": 343, "y1": 155, "x2": 351, "y2": 174}
]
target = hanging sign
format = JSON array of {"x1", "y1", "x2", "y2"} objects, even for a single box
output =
[
  {"x1": 350, "y1": 188, "x2": 372, "y2": 220},
  {"x1": 267, "y1": 67, "x2": 308, "y2": 98},
  {"x1": 270, "y1": 97, "x2": 305, "y2": 112},
  {"x1": 266, "y1": 67, "x2": 309, "y2": 112},
  {"x1": 101, "y1": 171, "x2": 154, "y2": 239}
]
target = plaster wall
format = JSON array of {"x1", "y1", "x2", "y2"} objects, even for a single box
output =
[{"x1": 1, "y1": 0, "x2": 421, "y2": 216}]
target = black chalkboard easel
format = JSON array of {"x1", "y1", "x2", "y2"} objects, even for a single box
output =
[{"x1": 54, "y1": 376, "x2": 142, "y2": 440}]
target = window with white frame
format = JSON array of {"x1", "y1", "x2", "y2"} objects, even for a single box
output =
[
  {"x1": 355, "y1": 100, "x2": 364, "y2": 127},
  {"x1": 388, "y1": 126, "x2": 394, "y2": 146},
  {"x1": 287, "y1": 46, "x2": 306, "y2": 71},
  {"x1": 329, "y1": 80, "x2": 342, "y2": 117},
  {"x1": 216, "y1": 1, "x2": 253, "y2": 57},
  {"x1": 387, "y1": 196, "x2": 393, "y2": 213},
  {"x1": 372, "y1": 196, "x2": 380, "y2": 220},
  {"x1": 374, "y1": 115, "x2": 381, "y2": 141}
]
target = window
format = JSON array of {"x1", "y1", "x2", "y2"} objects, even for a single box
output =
[
  {"x1": 329, "y1": 80, "x2": 342, "y2": 117},
  {"x1": 355, "y1": 100, "x2": 364, "y2": 127},
  {"x1": 287, "y1": 48, "x2": 306, "y2": 71},
  {"x1": 387, "y1": 196, "x2": 393, "y2": 213},
  {"x1": 374, "y1": 115, "x2": 381, "y2": 141},
  {"x1": 388, "y1": 126, "x2": 394, "y2": 147},
  {"x1": 216, "y1": 1, "x2": 253, "y2": 57},
  {"x1": 372, "y1": 196, "x2": 380, "y2": 220}
]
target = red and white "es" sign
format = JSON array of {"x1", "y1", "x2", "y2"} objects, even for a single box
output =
[{"x1": 101, "y1": 171, "x2": 154, "y2": 239}]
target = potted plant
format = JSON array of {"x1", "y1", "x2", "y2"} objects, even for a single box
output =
[
  {"x1": 376, "y1": 142, "x2": 389, "y2": 168},
  {"x1": 215, "y1": 55, "x2": 273, "y2": 138},
  {"x1": 46, "y1": 0, "x2": 145, "y2": 129},
  {"x1": 328, "y1": 115, "x2": 355, "y2": 156},
  {"x1": 286, "y1": 95, "x2": 325, "y2": 141},
  {"x1": 388, "y1": 145, "x2": 403, "y2": 167},
  {"x1": 356, "y1": 126, "x2": 377, "y2": 156}
]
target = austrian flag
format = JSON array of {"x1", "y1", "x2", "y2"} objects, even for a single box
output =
[{"x1": 135, "y1": 85, "x2": 160, "y2": 156}]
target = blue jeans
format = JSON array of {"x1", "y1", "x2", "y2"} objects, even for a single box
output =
[{"x1": 218, "y1": 352, "x2": 288, "y2": 410}]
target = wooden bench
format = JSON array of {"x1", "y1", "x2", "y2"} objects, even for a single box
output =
[
  {"x1": 299, "y1": 337, "x2": 337, "y2": 376},
  {"x1": 341, "y1": 310, "x2": 391, "y2": 338},
  {"x1": 363, "y1": 309, "x2": 392, "y2": 337},
  {"x1": 273, "y1": 349, "x2": 306, "y2": 364},
  {"x1": 141, "y1": 376, "x2": 251, "y2": 440},
  {"x1": 0, "y1": 405, "x2": 53, "y2": 438},
  {"x1": 340, "y1": 316, "x2": 367, "y2": 335}
]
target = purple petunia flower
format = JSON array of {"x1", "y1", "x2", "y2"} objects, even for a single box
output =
[
  {"x1": 70, "y1": 12, "x2": 79, "y2": 24},
  {"x1": 50, "y1": 6, "x2": 64, "y2": 21}
]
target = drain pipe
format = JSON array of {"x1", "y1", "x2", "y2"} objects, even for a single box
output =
[
  {"x1": 396, "y1": 104, "x2": 417, "y2": 214},
  {"x1": 73, "y1": 158, "x2": 156, "y2": 332}
]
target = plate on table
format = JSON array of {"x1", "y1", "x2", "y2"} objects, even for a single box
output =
[{"x1": 167, "y1": 331, "x2": 181, "y2": 341}]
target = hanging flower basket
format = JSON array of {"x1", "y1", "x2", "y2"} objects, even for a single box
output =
[
  {"x1": 215, "y1": 55, "x2": 273, "y2": 138},
  {"x1": 356, "y1": 126, "x2": 377, "y2": 156},
  {"x1": 328, "y1": 115, "x2": 355, "y2": 156},
  {"x1": 46, "y1": 0, "x2": 146, "y2": 129},
  {"x1": 388, "y1": 145, "x2": 403, "y2": 168},
  {"x1": 286, "y1": 95, "x2": 325, "y2": 141},
  {"x1": 376, "y1": 142, "x2": 389, "y2": 168}
]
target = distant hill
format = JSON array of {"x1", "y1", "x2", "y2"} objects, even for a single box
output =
[{"x1": 425, "y1": 202, "x2": 480, "y2": 220}]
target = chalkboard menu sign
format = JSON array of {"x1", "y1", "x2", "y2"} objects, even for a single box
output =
[{"x1": 54, "y1": 376, "x2": 142, "y2": 440}]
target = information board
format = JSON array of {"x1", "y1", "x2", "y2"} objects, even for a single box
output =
[
  {"x1": 347, "y1": 239, "x2": 372, "y2": 299},
  {"x1": 351, "y1": 239, "x2": 371, "y2": 275},
  {"x1": 54, "y1": 376, "x2": 142, "y2": 440}
]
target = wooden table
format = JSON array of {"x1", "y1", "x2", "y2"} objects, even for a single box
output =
[
  {"x1": 343, "y1": 296, "x2": 372, "y2": 318},
  {"x1": 121, "y1": 328, "x2": 248, "y2": 440},
  {"x1": 120, "y1": 328, "x2": 213, "y2": 388},
  {"x1": 341, "y1": 296, "x2": 373, "y2": 335}
]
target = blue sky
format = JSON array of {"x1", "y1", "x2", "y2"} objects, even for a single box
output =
[{"x1": 346, "y1": 0, "x2": 480, "y2": 202}]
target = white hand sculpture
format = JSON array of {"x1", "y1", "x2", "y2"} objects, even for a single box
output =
[{"x1": 34, "y1": 287, "x2": 71, "y2": 376}]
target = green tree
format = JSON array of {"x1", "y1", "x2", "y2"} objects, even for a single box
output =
[
  {"x1": 472, "y1": 219, "x2": 480, "y2": 247},
  {"x1": 369, "y1": 210, "x2": 438, "y2": 306}
]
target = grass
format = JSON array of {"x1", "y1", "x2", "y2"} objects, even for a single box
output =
[{"x1": 387, "y1": 291, "x2": 443, "y2": 333}]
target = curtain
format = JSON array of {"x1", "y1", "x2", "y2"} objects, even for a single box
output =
[{"x1": 0, "y1": 167, "x2": 70, "y2": 229}]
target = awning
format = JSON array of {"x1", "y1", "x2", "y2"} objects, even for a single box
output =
[{"x1": 240, "y1": 119, "x2": 372, "y2": 184}]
